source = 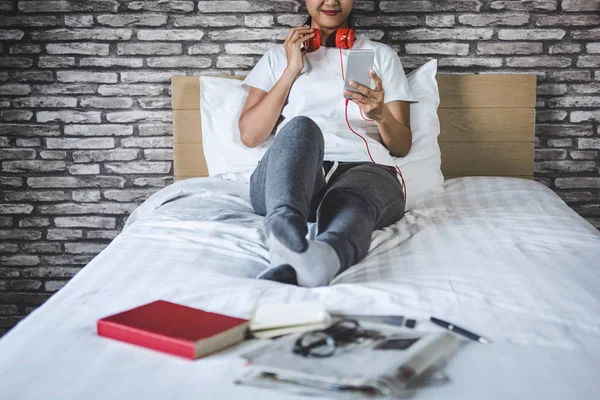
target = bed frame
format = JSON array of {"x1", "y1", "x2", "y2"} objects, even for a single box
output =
[{"x1": 171, "y1": 74, "x2": 536, "y2": 181}]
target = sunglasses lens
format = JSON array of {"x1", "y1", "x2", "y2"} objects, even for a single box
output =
[{"x1": 298, "y1": 332, "x2": 336, "y2": 357}]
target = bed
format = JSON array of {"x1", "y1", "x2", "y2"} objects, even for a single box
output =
[{"x1": 1, "y1": 73, "x2": 599, "y2": 400}]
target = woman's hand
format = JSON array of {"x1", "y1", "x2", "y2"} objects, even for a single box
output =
[
  {"x1": 344, "y1": 70, "x2": 386, "y2": 121},
  {"x1": 283, "y1": 26, "x2": 315, "y2": 75}
]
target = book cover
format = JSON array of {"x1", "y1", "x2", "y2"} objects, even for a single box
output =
[{"x1": 97, "y1": 300, "x2": 249, "y2": 360}]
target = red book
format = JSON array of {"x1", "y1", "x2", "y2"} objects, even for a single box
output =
[{"x1": 97, "y1": 300, "x2": 249, "y2": 360}]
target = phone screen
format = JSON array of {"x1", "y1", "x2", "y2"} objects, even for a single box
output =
[{"x1": 344, "y1": 50, "x2": 375, "y2": 99}]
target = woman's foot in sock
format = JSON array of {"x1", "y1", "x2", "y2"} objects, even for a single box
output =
[{"x1": 267, "y1": 234, "x2": 341, "y2": 288}]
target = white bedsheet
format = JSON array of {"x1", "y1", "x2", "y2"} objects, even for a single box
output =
[{"x1": 1, "y1": 176, "x2": 599, "y2": 399}]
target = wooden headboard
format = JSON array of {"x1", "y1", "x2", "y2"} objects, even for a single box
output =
[{"x1": 171, "y1": 74, "x2": 536, "y2": 181}]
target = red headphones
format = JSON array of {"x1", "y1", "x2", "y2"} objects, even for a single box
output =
[{"x1": 303, "y1": 28, "x2": 356, "y2": 52}]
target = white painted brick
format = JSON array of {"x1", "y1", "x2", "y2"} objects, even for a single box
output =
[
  {"x1": 104, "y1": 161, "x2": 171, "y2": 174},
  {"x1": 425, "y1": 15, "x2": 455, "y2": 27},
  {"x1": 0, "y1": 57, "x2": 34, "y2": 68},
  {"x1": 0, "y1": 229, "x2": 41, "y2": 240},
  {"x1": 188, "y1": 44, "x2": 221, "y2": 55},
  {"x1": 477, "y1": 42, "x2": 543, "y2": 55},
  {"x1": 390, "y1": 28, "x2": 494, "y2": 41},
  {"x1": 45, "y1": 281, "x2": 67, "y2": 292},
  {"x1": 47, "y1": 229, "x2": 83, "y2": 241},
  {"x1": 40, "y1": 151, "x2": 67, "y2": 159},
  {"x1": 14, "y1": 71, "x2": 54, "y2": 83},
  {"x1": 0, "y1": 84, "x2": 31, "y2": 95},
  {"x1": 0, "y1": 137, "x2": 10, "y2": 147},
  {"x1": 57, "y1": 71, "x2": 117, "y2": 83},
  {"x1": 30, "y1": 29, "x2": 132, "y2": 41},
  {"x1": 578, "y1": 56, "x2": 600, "y2": 67},
  {"x1": 0, "y1": 204, "x2": 34, "y2": 214},
  {"x1": 549, "y1": 70, "x2": 591, "y2": 82},
  {"x1": 23, "y1": 265, "x2": 84, "y2": 276},
  {"x1": 507, "y1": 56, "x2": 572, "y2": 67},
  {"x1": 537, "y1": 110, "x2": 567, "y2": 121},
  {"x1": 80, "y1": 97, "x2": 133, "y2": 109},
  {"x1": 548, "y1": 139, "x2": 573, "y2": 147},
  {"x1": 33, "y1": 84, "x2": 96, "y2": 94},
  {"x1": 22, "y1": 242, "x2": 62, "y2": 253},
  {"x1": 0, "y1": 177, "x2": 23, "y2": 187},
  {"x1": 86, "y1": 230, "x2": 120, "y2": 240},
  {"x1": 65, "y1": 124, "x2": 134, "y2": 136},
  {"x1": 138, "y1": 124, "x2": 172, "y2": 136},
  {"x1": 175, "y1": 16, "x2": 239, "y2": 27},
  {"x1": 217, "y1": 55, "x2": 254, "y2": 68},
  {"x1": 0, "y1": 124, "x2": 60, "y2": 137},
  {"x1": 138, "y1": 98, "x2": 171, "y2": 109},
  {"x1": 121, "y1": 137, "x2": 173, "y2": 148},
  {"x1": 10, "y1": 44, "x2": 42, "y2": 54},
  {"x1": 537, "y1": 15, "x2": 600, "y2": 27},
  {"x1": 498, "y1": 29, "x2": 565, "y2": 40},
  {"x1": 438, "y1": 58, "x2": 502, "y2": 67},
  {"x1": 0, "y1": 30, "x2": 24, "y2": 40},
  {"x1": 138, "y1": 29, "x2": 204, "y2": 41},
  {"x1": 120, "y1": 71, "x2": 174, "y2": 83},
  {"x1": 98, "y1": 84, "x2": 165, "y2": 96},
  {"x1": 106, "y1": 111, "x2": 172, "y2": 123},
  {"x1": 68, "y1": 164, "x2": 100, "y2": 175},
  {"x1": 72, "y1": 190, "x2": 101, "y2": 203},
  {"x1": 16, "y1": 138, "x2": 41, "y2": 147},
  {"x1": 147, "y1": 57, "x2": 211, "y2": 68},
  {"x1": 133, "y1": 177, "x2": 173, "y2": 187},
  {"x1": 577, "y1": 138, "x2": 600, "y2": 149},
  {"x1": 55, "y1": 216, "x2": 116, "y2": 229},
  {"x1": 39, "y1": 203, "x2": 138, "y2": 215},
  {"x1": 1, "y1": 110, "x2": 33, "y2": 121},
  {"x1": 208, "y1": 28, "x2": 288, "y2": 41},
  {"x1": 0, "y1": 255, "x2": 39, "y2": 266},
  {"x1": 46, "y1": 138, "x2": 114, "y2": 149},
  {"x1": 224, "y1": 43, "x2": 272, "y2": 55},
  {"x1": 19, "y1": 1, "x2": 119, "y2": 12},
  {"x1": 144, "y1": 149, "x2": 173, "y2": 161},
  {"x1": 103, "y1": 189, "x2": 156, "y2": 202},
  {"x1": 64, "y1": 243, "x2": 110, "y2": 254},
  {"x1": 406, "y1": 43, "x2": 469, "y2": 55},
  {"x1": 79, "y1": 58, "x2": 144, "y2": 68},
  {"x1": 571, "y1": 150, "x2": 598, "y2": 160},
  {"x1": 127, "y1": 1, "x2": 195, "y2": 12},
  {"x1": 19, "y1": 218, "x2": 50, "y2": 228},
  {"x1": 571, "y1": 111, "x2": 600, "y2": 123},
  {"x1": 380, "y1": 1, "x2": 482, "y2": 12},
  {"x1": 563, "y1": 0, "x2": 600, "y2": 11},
  {"x1": 72, "y1": 149, "x2": 138, "y2": 163},
  {"x1": 549, "y1": 97, "x2": 600, "y2": 108},
  {"x1": 37, "y1": 111, "x2": 101, "y2": 123},
  {"x1": 555, "y1": 178, "x2": 600, "y2": 189},
  {"x1": 490, "y1": 0, "x2": 557, "y2": 11},
  {"x1": 117, "y1": 43, "x2": 182, "y2": 55},
  {"x1": 197, "y1": 1, "x2": 300, "y2": 12},
  {"x1": 0, "y1": 149, "x2": 36, "y2": 160},
  {"x1": 47, "y1": 43, "x2": 109, "y2": 55},
  {"x1": 276, "y1": 15, "x2": 309, "y2": 27},
  {"x1": 38, "y1": 56, "x2": 76, "y2": 68},
  {"x1": 245, "y1": 15, "x2": 274, "y2": 27},
  {"x1": 13, "y1": 96, "x2": 77, "y2": 108},
  {"x1": 64, "y1": 15, "x2": 94, "y2": 27},
  {"x1": 535, "y1": 161, "x2": 596, "y2": 173},
  {"x1": 0, "y1": 1, "x2": 12, "y2": 11},
  {"x1": 2, "y1": 161, "x2": 66, "y2": 173},
  {"x1": 459, "y1": 13, "x2": 529, "y2": 26},
  {"x1": 96, "y1": 14, "x2": 168, "y2": 27}
]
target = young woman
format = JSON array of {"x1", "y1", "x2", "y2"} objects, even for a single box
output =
[{"x1": 238, "y1": 0, "x2": 414, "y2": 288}]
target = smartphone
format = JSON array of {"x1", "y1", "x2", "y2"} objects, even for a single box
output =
[{"x1": 343, "y1": 49, "x2": 375, "y2": 99}]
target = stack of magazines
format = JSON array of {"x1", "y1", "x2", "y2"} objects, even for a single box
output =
[{"x1": 236, "y1": 321, "x2": 465, "y2": 399}]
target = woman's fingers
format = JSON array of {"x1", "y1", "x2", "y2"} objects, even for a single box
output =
[{"x1": 348, "y1": 81, "x2": 372, "y2": 97}]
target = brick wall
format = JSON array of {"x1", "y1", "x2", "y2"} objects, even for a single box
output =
[{"x1": 1, "y1": 0, "x2": 599, "y2": 337}]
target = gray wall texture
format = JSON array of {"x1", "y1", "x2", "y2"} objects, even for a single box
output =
[{"x1": 1, "y1": 0, "x2": 599, "y2": 337}]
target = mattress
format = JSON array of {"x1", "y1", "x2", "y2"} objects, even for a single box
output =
[{"x1": 1, "y1": 176, "x2": 599, "y2": 400}]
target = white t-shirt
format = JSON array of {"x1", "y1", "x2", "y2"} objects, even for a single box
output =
[{"x1": 241, "y1": 35, "x2": 415, "y2": 166}]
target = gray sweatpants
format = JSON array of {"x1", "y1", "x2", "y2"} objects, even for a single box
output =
[{"x1": 250, "y1": 116, "x2": 406, "y2": 273}]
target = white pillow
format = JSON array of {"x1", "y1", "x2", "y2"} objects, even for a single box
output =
[
  {"x1": 393, "y1": 59, "x2": 444, "y2": 209},
  {"x1": 199, "y1": 76, "x2": 271, "y2": 177}
]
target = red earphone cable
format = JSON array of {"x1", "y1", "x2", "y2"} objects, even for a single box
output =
[{"x1": 339, "y1": 49, "x2": 407, "y2": 207}]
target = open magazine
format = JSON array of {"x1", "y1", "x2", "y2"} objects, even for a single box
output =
[{"x1": 236, "y1": 322, "x2": 464, "y2": 399}]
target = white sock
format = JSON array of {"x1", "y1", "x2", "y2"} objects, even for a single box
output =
[{"x1": 268, "y1": 234, "x2": 341, "y2": 288}]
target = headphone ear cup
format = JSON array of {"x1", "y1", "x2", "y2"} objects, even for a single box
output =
[
  {"x1": 336, "y1": 28, "x2": 356, "y2": 49},
  {"x1": 304, "y1": 29, "x2": 321, "y2": 52}
]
